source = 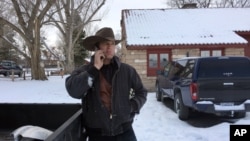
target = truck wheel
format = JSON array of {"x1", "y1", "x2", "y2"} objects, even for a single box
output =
[
  {"x1": 156, "y1": 83, "x2": 162, "y2": 102},
  {"x1": 5, "y1": 72, "x2": 10, "y2": 77},
  {"x1": 174, "y1": 93, "x2": 189, "y2": 120},
  {"x1": 18, "y1": 72, "x2": 22, "y2": 77}
]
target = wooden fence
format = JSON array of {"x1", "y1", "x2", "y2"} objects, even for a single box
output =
[{"x1": 0, "y1": 69, "x2": 64, "y2": 81}]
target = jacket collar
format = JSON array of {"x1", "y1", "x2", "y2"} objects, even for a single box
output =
[{"x1": 90, "y1": 55, "x2": 121, "y2": 68}]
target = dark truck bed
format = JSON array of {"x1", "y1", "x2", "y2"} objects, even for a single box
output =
[{"x1": 0, "y1": 103, "x2": 83, "y2": 141}]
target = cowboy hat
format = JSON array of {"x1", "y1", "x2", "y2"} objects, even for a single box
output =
[{"x1": 82, "y1": 27, "x2": 121, "y2": 51}]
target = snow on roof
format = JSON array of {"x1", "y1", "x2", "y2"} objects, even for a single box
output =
[{"x1": 122, "y1": 8, "x2": 250, "y2": 46}]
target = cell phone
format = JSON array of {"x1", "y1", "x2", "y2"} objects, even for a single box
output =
[{"x1": 95, "y1": 46, "x2": 104, "y2": 60}]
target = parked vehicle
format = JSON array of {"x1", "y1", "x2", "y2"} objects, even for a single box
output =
[
  {"x1": 0, "y1": 60, "x2": 23, "y2": 77},
  {"x1": 155, "y1": 56, "x2": 250, "y2": 120}
]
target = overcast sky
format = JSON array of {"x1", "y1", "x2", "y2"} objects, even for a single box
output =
[{"x1": 97, "y1": 0, "x2": 167, "y2": 32}]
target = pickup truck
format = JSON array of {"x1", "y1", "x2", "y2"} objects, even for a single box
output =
[
  {"x1": 155, "y1": 56, "x2": 250, "y2": 120},
  {"x1": 0, "y1": 60, "x2": 23, "y2": 77},
  {"x1": 0, "y1": 103, "x2": 84, "y2": 141}
]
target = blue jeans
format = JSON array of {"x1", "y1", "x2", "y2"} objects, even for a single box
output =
[{"x1": 88, "y1": 128, "x2": 137, "y2": 141}]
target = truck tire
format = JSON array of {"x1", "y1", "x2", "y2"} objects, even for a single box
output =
[
  {"x1": 5, "y1": 71, "x2": 10, "y2": 77},
  {"x1": 18, "y1": 72, "x2": 22, "y2": 77},
  {"x1": 156, "y1": 83, "x2": 162, "y2": 102},
  {"x1": 174, "y1": 93, "x2": 189, "y2": 120}
]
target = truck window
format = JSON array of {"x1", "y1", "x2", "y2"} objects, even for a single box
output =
[
  {"x1": 163, "y1": 62, "x2": 172, "y2": 77},
  {"x1": 168, "y1": 62, "x2": 184, "y2": 79},
  {"x1": 178, "y1": 59, "x2": 195, "y2": 78},
  {"x1": 197, "y1": 58, "x2": 250, "y2": 78}
]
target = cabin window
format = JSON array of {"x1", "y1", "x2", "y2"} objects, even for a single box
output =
[
  {"x1": 149, "y1": 54, "x2": 157, "y2": 68},
  {"x1": 147, "y1": 50, "x2": 170, "y2": 76},
  {"x1": 201, "y1": 49, "x2": 223, "y2": 56}
]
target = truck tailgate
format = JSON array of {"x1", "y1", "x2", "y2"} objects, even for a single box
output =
[{"x1": 197, "y1": 78, "x2": 250, "y2": 103}]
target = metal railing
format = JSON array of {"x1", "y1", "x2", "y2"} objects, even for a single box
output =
[{"x1": 45, "y1": 109, "x2": 84, "y2": 141}]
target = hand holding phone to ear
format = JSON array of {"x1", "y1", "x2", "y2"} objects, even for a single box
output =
[{"x1": 94, "y1": 50, "x2": 105, "y2": 70}]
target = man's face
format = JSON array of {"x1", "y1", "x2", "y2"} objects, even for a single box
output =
[{"x1": 99, "y1": 40, "x2": 116, "y2": 59}]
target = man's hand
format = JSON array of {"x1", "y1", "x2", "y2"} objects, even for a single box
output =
[{"x1": 94, "y1": 50, "x2": 105, "y2": 70}]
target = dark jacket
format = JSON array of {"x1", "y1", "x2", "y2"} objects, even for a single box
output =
[{"x1": 65, "y1": 56, "x2": 147, "y2": 136}]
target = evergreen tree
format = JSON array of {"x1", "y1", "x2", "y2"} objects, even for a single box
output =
[{"x1": 73, "y1": 30, "x2": 89, "y2": 68}]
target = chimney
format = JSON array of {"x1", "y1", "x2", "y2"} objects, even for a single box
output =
[{"x1": 182, "y1": 3, "x2": 197, "y2": 9}]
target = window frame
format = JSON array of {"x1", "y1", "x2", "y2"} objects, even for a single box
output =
[
  {"x1": 147, "y1": 50, "x2": 171, "y2": 76},
  {"x1": 200, "y1": 49, "x2": 224, "y2": 57}
]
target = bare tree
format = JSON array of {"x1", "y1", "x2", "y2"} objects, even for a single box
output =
[
  {"x1": 214, "y1": 0, "x2": 250, "y2": 7},
  {"x1": 196, "y1": 0, "x2": 213, "y2": 7},
  {"x1": 0, "y1": 0, "x2": 55, "y2": 80},
  {"x1": 50, "y1": 0, "x2": 106, "y2": 73}
]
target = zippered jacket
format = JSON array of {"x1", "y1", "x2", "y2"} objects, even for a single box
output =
[{"x1": 65, "y1": 56, "x2": 147, "y2": 136}]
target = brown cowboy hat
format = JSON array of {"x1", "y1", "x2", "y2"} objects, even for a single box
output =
[{"x1": 82, "y1": 27, "x2": 121, "y2": 51}]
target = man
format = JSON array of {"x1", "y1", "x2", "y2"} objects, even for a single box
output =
[{"x1": 65, "y1": 27, "x2": 147, "y2": 141}]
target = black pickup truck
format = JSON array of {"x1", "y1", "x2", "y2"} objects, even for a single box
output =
[{"x1": 155, "y1": 56, "x2": 250, "y2": 120}]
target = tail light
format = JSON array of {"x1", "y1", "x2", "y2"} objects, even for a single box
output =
[{"x1": 190, "y1": 82, "x2": 198, "y2": 101}]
